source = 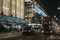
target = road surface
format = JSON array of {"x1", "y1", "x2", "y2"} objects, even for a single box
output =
[{"x1": 1, "y1": 32, "x2": 58, "y2": 40}]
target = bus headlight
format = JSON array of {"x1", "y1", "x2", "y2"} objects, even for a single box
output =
[{"x1": 50, "y1": 31, "x2": 53, "y2": 33}]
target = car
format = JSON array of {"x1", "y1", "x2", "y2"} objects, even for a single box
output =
[
  {"x1": 40, "y1": 28, "x2": 54, "y2": 35},
  {"x1": 22, "y1": 26, "x2": 35, "y2": 35}
]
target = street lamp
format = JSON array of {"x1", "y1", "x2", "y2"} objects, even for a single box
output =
[
  {"x1": 56, "y1": 18, "x2": 58, "y2": 20},
  {"x1": 57, "y1": 7, "x2": 60, "y2": 10},
  {"x1": 57, "y1": 7, "x2": 60, "y2": 24},
  {"x1": 54, "y1": 15, "x2": 56, "y2": 18}
]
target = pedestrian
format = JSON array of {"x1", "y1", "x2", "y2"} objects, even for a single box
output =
[
  {"x1": 9, "y1": 24, "x2": 14, "y2": 32},
  {"x1": 17, "y1": 24, "x2": 22, "y2": 32}
]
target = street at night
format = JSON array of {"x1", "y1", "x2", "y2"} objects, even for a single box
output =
[
  {"x1": 1, "y1": 32, "x2": 60, "y2": 40},
  {"x1": 0, "y1": 0, "x2": 60, "y2": 40}
]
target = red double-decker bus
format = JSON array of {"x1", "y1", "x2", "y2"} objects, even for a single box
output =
[
  {"x1": 41, "y1": 16, "x2": 54, "y2": 34},
  {"x1": 43, "y1": 16, "x2": 52, "y2": 23}
]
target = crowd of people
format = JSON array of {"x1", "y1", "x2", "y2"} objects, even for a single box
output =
[{"x1": 0, "y1": 23, "x2": 23, "y2": 33}]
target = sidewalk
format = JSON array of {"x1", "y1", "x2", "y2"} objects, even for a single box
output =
[
  {"x1": 47, "y1": 34, "x2": 60, "y2": 40},
  {"x1": 0, "y1": 32, "x2": 22, "y2": 39}
]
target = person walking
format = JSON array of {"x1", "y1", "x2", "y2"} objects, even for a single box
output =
[{"x1": 17, "y1": 24, "x2": 22, "y2": 32}]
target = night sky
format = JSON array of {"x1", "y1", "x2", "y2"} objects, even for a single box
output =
[{"x1": 40, "y1": 0, "x2": 58, "y2": 16}]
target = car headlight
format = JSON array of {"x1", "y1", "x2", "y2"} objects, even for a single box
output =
[
  {"x1": 42, "y1": 30, "x2": 44, "y2": 33},
  {"x1": 29, "y1": 30, "x2": 31, "y2": 32},
  {"x1": 50, "y1": 31, "x2": 53, "y2": 33}
]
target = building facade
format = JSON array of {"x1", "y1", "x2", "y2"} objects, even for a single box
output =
[
  {"x1": 0, "y1": 0, "x2": 25, "y2": 19},
  {"x1": 24, "y1": 0, "x2": 34, "y2": 23}
]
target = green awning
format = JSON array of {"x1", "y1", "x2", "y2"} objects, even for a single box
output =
[
  {"x1": 13, "y1": 18, "x2": 26, "y2": 24},
  {"x1": 0, "y1": 14, "x2": 26, "y2": 24},
  {"x1": 0, "y1": 15, "x2": 5, "y2": 21},
  {"x1": 3, "y1": 15, "x2": 14, "y2": 22}
]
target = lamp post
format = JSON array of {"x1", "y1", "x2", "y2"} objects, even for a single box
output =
[{"x1": 57, "y1": 7, "x2": 60, "y2": 10}]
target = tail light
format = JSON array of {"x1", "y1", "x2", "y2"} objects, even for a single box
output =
[
  {"x1": 22, "y1": 30, "x2": 27, "y2": 32},
  {"x1": 25, "y1": 30, "x2": 27, "y2": 32}
]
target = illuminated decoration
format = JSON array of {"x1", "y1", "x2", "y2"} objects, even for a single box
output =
[
  {"x1": 54, "y1": 15, "x2": 56, "y2": 18},
  {"x1": 25, "y1": 0, "x2": 31, "y2": 2},
  {"x1": 56, "y1": 18, "x2": 58, "y2": 20}
]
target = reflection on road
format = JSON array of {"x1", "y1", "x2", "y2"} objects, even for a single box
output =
[
  {"x1": 19, "y1": 33, "x2": 45, "y2": 40},
  {"x1": 2, "y1": 32, "x2": 58, "y2": 40}
]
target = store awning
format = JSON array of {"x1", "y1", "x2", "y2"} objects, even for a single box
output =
[
  {"x1": 0, "y1": 15, "x2": 5, "y2": 21},
  {"x1": 18, "y1": 18, "x2": 26, "y2": 24},
  {"x1": 3, "y1": 15, "x2": 14, "y2": 22},
  {"x1": 12, "y1": 18, "x2": 26, "y2": 24},
  {"x1": 0, "y1": 14, "x2": 26, "y2": 24}
]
